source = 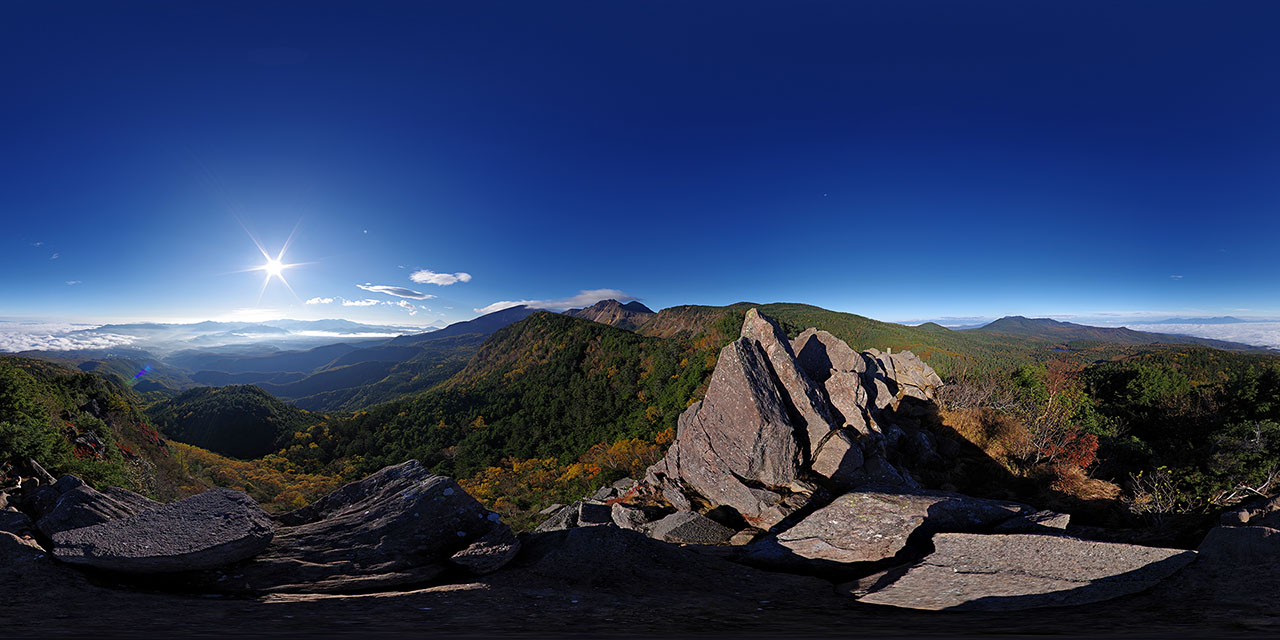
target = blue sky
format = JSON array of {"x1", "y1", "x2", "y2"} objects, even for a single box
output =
[{"x1": 3, "y1": 1, "x2": 1278, "y2": 327}]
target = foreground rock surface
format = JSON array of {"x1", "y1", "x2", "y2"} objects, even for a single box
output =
[
  {"x1": 756, "y1": 489, "x2": 1032, "y2": 565},
  {"x1": 644, "y1": 511, "x2": 736, "y2": 545},
  {"x1": 35, "y1": 476, "x2": 161, "y2": 537},
  {"x1": 200, "y1": 460, "x2": 517, "y2": 592},
  {"x1": 52, "y1": 488, "x2": 273, "y2": 573},
  {"x1": 859, "y1": 533, "x2": 1196, "y2": 611}
]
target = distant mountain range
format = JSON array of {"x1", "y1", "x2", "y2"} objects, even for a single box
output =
[
  {"x1": 969, "y1": 316, "x2": 1259, "y2": 350},
  {"x1": 13, "y1": 302, "x2": 1277, "y2": 422}
]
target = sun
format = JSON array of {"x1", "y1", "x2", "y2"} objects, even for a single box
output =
[
  {"x1": 234, "y1": 220, "x2": 309, "y2": 302},
  {"x1": 262, "y1": 258, "x2": 285, "y2": 278}
]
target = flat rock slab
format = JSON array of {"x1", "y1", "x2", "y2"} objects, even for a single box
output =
[
  {"x1": 199, "y1": 460, "x2": 517, "y2": 593},
  {"x1": 37, "y1": 479, "x2": 161, "y2": 537},
  {"x1": 52, "y1": 488, "x2": 273, "y2": 573},
  {"x1": 645, "y1": 511, "x2": 735, "y2": 545},
  {"x1": 772, "y1": 489, "x2": 1031, "y2": 564},
  {"x1": 859, "y1": 533, "x2": 1196, "y2": 611}
]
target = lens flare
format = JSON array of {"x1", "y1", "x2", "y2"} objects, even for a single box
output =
[{"x1": 233, "y1": 219, "x2": 310, "y2": 302}]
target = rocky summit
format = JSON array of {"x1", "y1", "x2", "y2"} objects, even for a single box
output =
[{"x1": 645, "y1": 309, "x2": 936, "y2": 528}]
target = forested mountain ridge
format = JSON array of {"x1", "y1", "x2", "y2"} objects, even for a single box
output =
[
  {"x1": 271, "y1": 311, "x2": 737, "y2": 479},
  {"x1": 973, "y1": 316, "x2": 1262, "y2": 351}
]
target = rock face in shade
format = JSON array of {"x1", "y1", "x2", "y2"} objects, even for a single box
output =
[
  {"x1": 35, "y1": 476, "x2": 161, "y2": 538},
  {"x1": 645, "y1": 336, "x2": 807, "y2": 528},
  {"x1": 449, "y1": 526, "x2": 521, "y2": 575},
  {"x1": 51, "y1": 488, "x2": 273, "y2": 573},
  {"x1": 822, "y1": 370, "x2": 872, "y2": 434},
  {"x1": 767, "y1": 489, "x2": 1032, "y2": 564},
  {"x1": 809, "y1": 430, "x2": 865, "y2": 485},
  {"x1": 200, "y1": 460, "x2": 518, "y2": 593},
  {"x1": 858, "y1": 533, "x2": 1197, "y2": 611}
]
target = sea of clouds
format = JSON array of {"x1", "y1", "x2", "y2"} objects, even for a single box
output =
[
  {"x1": 0, "y1": 322, "x2": 135, "y2": 353},
  {"x1": 1133, "y1": 322, "x2": 1280, "y2": 351}
]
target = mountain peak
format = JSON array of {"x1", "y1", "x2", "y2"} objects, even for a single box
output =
[{"x1": 565, "y1": 299, "x2": 656, "y2": 330}]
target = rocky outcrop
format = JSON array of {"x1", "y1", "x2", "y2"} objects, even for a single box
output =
[
  {"x1": 740, "y1": 308, "x2": 837, "y2": 454},
  {"x1": 200, "y1": 460, "x2": 517, "y2": 593},
  {"x1": 858, "y1": 533, "x2": 1196, "y2": 611},
  {"x1": 51, "y1": 488, "x2": 273, "y2": 573},
  {"x1": 645, "y1": 336, "x2": 808, "y2": 528},
  {"x1": 646, "y1": 309, "x2": 945, "y2": 528},
  {"x1": 749, "y1": 489, "x2": 1032, "y2": 565}
]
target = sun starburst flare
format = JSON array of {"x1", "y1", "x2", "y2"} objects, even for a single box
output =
[{"x1": 232, "y1": 219, "x2": 311, "y2": 303}]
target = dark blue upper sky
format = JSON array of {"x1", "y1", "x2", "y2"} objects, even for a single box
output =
[{"x1": 3, "y1": 1, "x2": 1277, "y2": 326}]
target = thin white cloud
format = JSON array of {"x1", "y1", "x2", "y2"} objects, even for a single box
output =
[
  {"x1": 305, "y1": 297, "x2": 334, "y2": 305},
  {"x1": 394, "y1": 300, "x2": 418, "y2": 316},
  {"x1": 50, "y1": 253, "x2": 59, "y2": 260},
  {"x1": 472, "y1": 288, "x2": 636, "y2": 314},
  {"x1": 66, "y1": 280, "x2": 81, "y2": 285},
  {"x1": 1170, "y1": 275, "x2": 1184, "y2": 280},
  {"x1": 410, "y1": 270, "x2": 472, "y2": 286},
  {"x1": 342, "y1": 299, "x2": 382, "y2": 307},
  {"x1": 31, "y1": 241, "x2": 43, "y2": 247},
  {"x1": 357, "y1": 283, "x2": 435, "y2": 300}
]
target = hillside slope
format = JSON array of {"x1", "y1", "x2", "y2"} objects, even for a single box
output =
[
  {"x1": 0, "y1": 355, "x2": 195, "y2": 500},
  {"x1": 280, "y1": 312, "x2": 731, "y2": 478},
  {"x1": 146, "y1": 385, "x2": 324, "y2": 459}
]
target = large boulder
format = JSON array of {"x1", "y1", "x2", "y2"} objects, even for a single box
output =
[
  {"x1": 793, "y1": 328, "x2": 866, "y2": 381},
  {"x1": 877, "y1": 350, "x2": 944, "y2": 402},
  {"x1": 200, "y1": 460, "x2": 517, "y2": 593},
  {"x1": 822, "y1": 370, "x2": 873, "y2": 435},
  {"x1": 756, "y1": 489, "x2": 1032, "y2": 565},
  {"x1": 859, "y1": 533, "x2": 1196, "y2": 611},
  {"x1": 740, "y1": 308, "x2": 837, "y2": 453},
  {"x1": 51, "y1": 488, "x2": 273, "y2": 573},
  {"x1": 646, "y1": 336, "x2": 808, "y2": 528},
  {"x1": 35, "y1": 476, "x2": 161, "y2": 537}
]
